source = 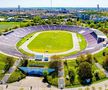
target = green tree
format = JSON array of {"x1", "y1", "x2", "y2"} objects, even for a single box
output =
[
  {"x1": 21, "y1": 55, "x2": 28, "y2": 67},
  {"x1": 50, "y1": 55, "x2": 62, "y2": 61},
  {"x1": 4, "y1": 57, "x2": 14, "y2": 73},
  {"x1": 5, "y1": 57, "x2": 14, "y2": 67},
  {"x1": 76, "y1": 55, "x2": 86, "y2": 65},
  {"x1": 103, "y1": 55, "x2": 108, "y2": 71},
  {"x1": 68, "y1": 68, "x2": 75, "y2": 84},
  {"x1": 33, "y1": 16, "x2": 42, "y2": 24},
  {"x1": 50, "y1": 55, "x2": 62, "y2": 70},
  {"x1": 86, "y1": 54, "x2": 93, "y2": 64},
  {"x1": 43, "y1": 70, "x2": 49, "y2": 82},
  {"x1": 78, "y1": 62, "x2": 92, "y2": 85},
  {"x1": 66, "y1": 21, "x2": 73, "y2": 25}
]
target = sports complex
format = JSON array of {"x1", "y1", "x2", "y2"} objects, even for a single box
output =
[
  {"x1": 0, "y1": 24, "x2": 108, "y2": 90},
  {"x1": 0, "y1": 25, "x2": 107, "y2": 60}
]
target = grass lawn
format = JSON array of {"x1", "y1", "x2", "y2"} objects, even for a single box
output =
[
  {"x1": 94, "y1": 47, "x2": 108, "y2": 64},
  {"x1": 0, "y1": 22, "x2": 22, "y2": 32},
  {"x1": 77, "y1": 33, "x2": 87, "y2": 50},
  {"x1": 28, "y1": 31, "x2": 73, "y2": 53},
  {"x1": 0, "y1": 53, "x2": 9, "y2": 80},
  {"x1": 7, "y1": 69, "x2": 26, "y2": 83}
]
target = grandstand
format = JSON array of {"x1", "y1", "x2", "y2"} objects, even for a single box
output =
[{"x1": 0, "y1": 25, "x2": 107, "y2": 59}]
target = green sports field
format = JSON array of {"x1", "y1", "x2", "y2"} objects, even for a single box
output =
[{"x1": 27, "y1": 31, "x2": 73, "y2": 53}]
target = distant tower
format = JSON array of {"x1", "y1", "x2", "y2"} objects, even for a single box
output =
[
  {"x1": 18, "y1": 5, "x2": 21, "y2": 15},
  {"x1": 50, "y1": 0, "x2": 52, "y2": 8},
  {"x1": 97, "y1": 4, "x2": 99, "y2": 12}
]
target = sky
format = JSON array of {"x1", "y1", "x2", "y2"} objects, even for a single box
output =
[{"x1": 0, "y1": 0, "x2": 108, "y2": 8}]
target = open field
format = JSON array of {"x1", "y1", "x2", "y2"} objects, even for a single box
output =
[
  {"x1": 27, "y1": 31, "x2": 73, "y2": 53},
  {"x1": 0, "y1": 22, "x2": 21, "y2": 32},
  {"x1": 0, "y1": 54, "x2": 6, "y2": 80},
  {"x1": 94, "y1": 47, "x2": 108, "y2": 64}
]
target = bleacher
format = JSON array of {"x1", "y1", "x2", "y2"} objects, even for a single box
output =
[{"x1": 0, "y1": 25, "x2": 106, "y2": 58}]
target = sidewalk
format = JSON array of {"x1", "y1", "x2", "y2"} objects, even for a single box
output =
[{"x1": 1, "y1": 59, "x2": 21, "y2": 84}]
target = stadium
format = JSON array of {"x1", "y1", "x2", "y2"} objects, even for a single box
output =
[
  {"x1": 1, "y1": 0, "x2": 108, "y2": 89},
  {"x1": 0, "y1": 25, "x2": 107, "y2": 61}
]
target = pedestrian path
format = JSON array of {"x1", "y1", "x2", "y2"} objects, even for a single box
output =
[
  {"x1": 58, "y1": 61, "x2": 65, "y2": 89},
  {"x1": 1, "y1": 59, "x2": 21, "y2": 84},
  {"x1": 95, "y1": 62, "x2": 108, "y2": 77}
]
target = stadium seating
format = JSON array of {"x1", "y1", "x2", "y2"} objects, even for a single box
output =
[{"x1": 0, "y1": 25, "x2": 106, "y2": 59}]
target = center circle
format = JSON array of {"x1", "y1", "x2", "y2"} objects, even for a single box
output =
[{"x1": 27, "y1": 30, "x2": 73, "y2": 53}]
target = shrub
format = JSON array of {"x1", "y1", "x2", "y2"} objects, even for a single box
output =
[{"x1": 7, "y1": 69, "x2": 26, "y2": 83}]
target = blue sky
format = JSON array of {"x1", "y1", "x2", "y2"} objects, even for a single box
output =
[{"x1": 0, "y1": 0, "x2": 108, "y2": 8}]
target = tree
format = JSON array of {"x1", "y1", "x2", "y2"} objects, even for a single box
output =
[
  {"x1": 103, "y1": 55, "x2": 108, "y2": 71},
  {"x1": 22, "y1": 60, "x2": 28, "y2": 67},
  {"x1": 49, "y1": 60, "x2": 61, "y2": 71},
  {"x1": 76, "y1": 55, "x2": 86, "y2": 65},
  {"x1": 86, "y1": 54, "x2": 93, "y2": 64},
  {"x1": 89, "y1": 23, "x2": 95, "y2": 28},
  {"x1": 5, "y1": 57, "x2": 14, "y2": 67},
  {"x1": 43, "y1": 70, "x2": 49, "y2": 83},
  {"x1": 21, "y1": 55, "x2": 28, "y2": 67},
  {"x1": 50, "y1": 55, "x2": 62, "y2": 70},
  {"x1": 78, "y1": 62, "x2": 92, "y2": 85},
  {"x1": 50, "y1": 55, "x2": 62, "y2": 61},
  {"x1": 68, "y1": 68, "x2": 75, "y2": 84},
  {"x1": 66, "y1": 21, "x2": 73, "y2": 25},
  {"x1": 33, "y1": 16, "x2": 42, "y2": 24},
  {"x1": 4, "y1": 57, "x2": 14, "y2": 73},
  {"x1": 94, "y1": 71, "x2": 100, "y2": 80},
  {"x1": 76, "y1": 54, "x2": 93, "y2": 65},
  {"x1": 103, "y1": 28, "x2": 108, "y2": 35}
]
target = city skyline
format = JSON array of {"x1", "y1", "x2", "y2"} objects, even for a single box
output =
[{"x1": 0, "y1": 0, "x2": 108, "y2": 8}]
